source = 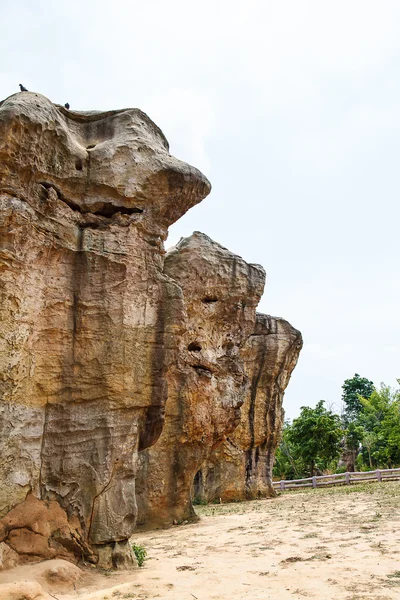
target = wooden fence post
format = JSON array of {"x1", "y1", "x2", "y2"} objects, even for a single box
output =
[
  {"x1": 280, "y1": 480, "x2": 285, "y2": 491},
  {"x1": 345, "y1": 472, "x2": 350, "y2": 485},
  {"x1": 376, "y1": 469, "x2": 382, "y2": 482},
  {"x1": 312, "y1": 476, "x2": 317, "y2": 488}
]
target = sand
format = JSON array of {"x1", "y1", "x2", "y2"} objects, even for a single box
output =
[{"x1": 3, "y1": 482, "x2": 400, "y2": 600}]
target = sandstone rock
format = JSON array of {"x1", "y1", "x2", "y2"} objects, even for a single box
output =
[
  {"x1": 194, "y1": 314, "x2": 302, "y2": 502},
  {"x1": 136, "y1": 232, "x2": 266, "y2": 528},
  {"x1": 0, "y1": 543, "x2": 19, "y2": 571},
  {"x1": 0, "y1": 92, "x2": 210, "y2": 566},
  {"x1": 0, "y1": 559, "x2": 82, "y2": 596},
  {"x1": 0, "y1": 581, "x2": 52, "y2": 600},
  {"x1": 36, "y1": 559, "x2": 82, "y2": 591},
  {"x1": 0, "y1": 494, "x2": 92, "y2": 566},
  {"x1": 0, "y1": 91, "x2": 302, "y2": 568}
]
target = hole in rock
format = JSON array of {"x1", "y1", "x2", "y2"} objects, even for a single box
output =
[
  {"x1": 80, "y1": 222, "x2": 100, "y2": 230},
  {"x1": 97, "y1": 204, "x2": 143, "y2": 217},
  {"x1": 86, "y1": 144, "x2": 96, "y2": 149},
  {"x1": 202, "y1": 296, "x2": 218, "y2": 304},
  {"x1": 188, "y1": 342, "x2": 202, "y2": 352},
  {"x1": 223, "y1": 340, "x2": 235, "y2": 351},
  {"x1": 75, "y1": 159, "x2": 83, "y2": 171},
  {"x1": 192, "y1": 365, "x2": 212, "y2": 376}
]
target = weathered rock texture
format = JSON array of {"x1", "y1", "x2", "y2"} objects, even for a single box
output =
[
  {"x1": 0, "y1": 92, "x2": 210, "y2": 567},
  {"x1": 136, "y1": 233, "x2": 266, "y2": 528},
  {"x1": 193, "y1": 314, "x2": 302, "y2": 502},
  {"x1": 0, "y1": 90, "x2": 302, "y2": 567}
]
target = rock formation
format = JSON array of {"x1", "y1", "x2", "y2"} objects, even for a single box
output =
[
  {"x1": 0, "y1": 92, "x2": 210, "y2": 567},
  {"x1": 0, "y1": 91, "x2": 302, "y2": 568},
  {"x1": 193, "y1": 315, "x2": 302, "y2": 502},
  {"x1": 136, "y1": 233, "x2": 266, "y2": 528}
]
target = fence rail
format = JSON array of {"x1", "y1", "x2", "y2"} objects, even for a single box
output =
[{"x1": 273, "y1": 467, "x2": 400, "y2": 491}]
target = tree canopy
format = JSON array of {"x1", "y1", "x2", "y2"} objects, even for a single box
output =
[
  {"x1": 273, "y1": 376, "x2": 400, "y2": 481},
  {"x1": 358, "y1": 383, "x2": 400, "y2": 468},
  {"x1": 342, "y1": 373, "x2": 375, "y2": 422},
  {"x1": 286, "y1": 400, "x2": 342, "y2": 477}
]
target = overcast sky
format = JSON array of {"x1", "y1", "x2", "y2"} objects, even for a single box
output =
[{"x1": 2, "y1": 0, "x2": 399, "y2": 418}]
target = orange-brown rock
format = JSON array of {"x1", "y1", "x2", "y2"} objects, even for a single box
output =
[
  {"x1": 0, "y1": 559, "x2": 82, "y2": 599},
  {"x1": 0, "y1": 91, "x2": 303, "y2": 568},
  {"x1": 0, "y1": 92, "x2": 210, "y2": 566},
  {"x1": 194, "y1": 314, "x2": 302, "y2": 502},
  {"x1": 136, "y1": 233, "x2": 266, "y2": 528},
  {"x1": 0, "y1": 495, "x2": 92, "y2": 569},
  {"x1": 0, "y1": 581, "x2": 52, "y2": 600}
]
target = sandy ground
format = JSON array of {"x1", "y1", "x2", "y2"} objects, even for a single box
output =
[{"x1": 3, "y1": 482, "x2": 400, "y2": 600}]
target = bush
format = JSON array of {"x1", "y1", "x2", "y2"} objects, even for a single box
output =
[{"x1": 132, "y1": 543, "x2": 147, "y2": 567}]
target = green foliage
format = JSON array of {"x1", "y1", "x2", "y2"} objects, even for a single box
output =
[
  {"x1": 132, "y1": 543, "x2": 147, "y2": 567},
  {"x1": 342, "y1": 373, "x2": 375, "y2": 423},
  {"x1": 288, "y1": 400, "x2": 343, "y2": 476},
  {"x1": 273, "y1": 376, "x2": 400, "y2": 480},
  {"x1": 341, "y1": 420, "x2": 365, "y2": 471},
  {"x1": 192, "y1": 496, "x2": 207, "y2": 506},
  {"x1": 344, "y1": 421, "x2": 364, "y2": 452},
  {"x1": 357, "y1": 382, "x2": 400, "y2": 468},
  {"x1": 273, "y1": 421, "x2": 308, "y2": 479},
  {"x1": 274, "y1": 404, "x2": 345, "y2": 479}
]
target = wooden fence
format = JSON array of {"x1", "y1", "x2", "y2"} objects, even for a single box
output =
[{"x1": 273, "y1": 467, "x2": 400, "y2": 491}]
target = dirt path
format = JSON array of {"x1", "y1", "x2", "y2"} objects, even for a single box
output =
[{"x1": 9, "y1": 483, "x2": 400, "y2": 599}]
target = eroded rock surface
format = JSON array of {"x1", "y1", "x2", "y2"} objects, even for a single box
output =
[
  {"x1": 0, "y1": 91, "x2": 302, "y2": 568},
  {"x1": 0, "y1": 92, "x2": 210, "y2": 566},
  {"x1": 194, "y1": 314, "x2": 302, "y2": 502},
  {"x1": 0, "y1": 495, "x2": 92, "y2": 569},
  {"x1": 136, "y1": 233, "x2": 266, "y2": 528},
  {"x1": 0, "y1": 558, "x2": 82, "y2": 596}
]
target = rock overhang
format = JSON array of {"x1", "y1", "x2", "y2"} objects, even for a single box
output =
[{"x1": 0, "y1": 92, "x2": 211, "y2": 231}]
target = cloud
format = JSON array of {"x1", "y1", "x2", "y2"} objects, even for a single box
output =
[{"x1": 2, "y1": 0, "x2": 400, "y2": 419}]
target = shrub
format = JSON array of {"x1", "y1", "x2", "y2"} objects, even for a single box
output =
[{"x1": 132, "y1": 543, "x2": 147, "y2": 567}]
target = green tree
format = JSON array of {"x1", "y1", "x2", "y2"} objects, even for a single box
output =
[
  {"x1": 358, "y1": 382, "x2": 400, "y2": 468},
  {"x1": 273, "y1": 421, "x2": 307, "y2": 480},
  {"x1": 342, "y1": 373, "x2": 375, "y2": 423},
  {"x1": 341, "y1": 421, "x2": 365, "y2": 472},
  {"x1": 288, "y1": 401, "x2": 342, "y2": 477},
  {"x1": 361, "y1": 431, "x2": 377, "y2": 469}
]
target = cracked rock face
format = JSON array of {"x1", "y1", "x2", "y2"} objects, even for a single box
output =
[
  {"x1": 136, "y1": 232, "x2": 266, "y2": 528},
  {"x1": 0, "y1": 92, "x2": 210, "y2": 567},
  {"x1": 194, "y1": 314, "x2": 303, "y2": 502}
]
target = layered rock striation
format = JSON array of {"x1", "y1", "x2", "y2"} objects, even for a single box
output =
[
  {"x1": 0, "y1": 92, "x2": 210, "y2": 567},
  {"x1": 136, "y1": 233, "x2": 266, "y2": 528},
  {"x1": 194, "y1": 315, "x2": 302, "y2": 503},
  {"x1": 0, "y1": 91, "x2": 302, "y2": 568}
]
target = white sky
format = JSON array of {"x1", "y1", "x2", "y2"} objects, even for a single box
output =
[{"x1": 2, "y1": 0, "x2": 399, "y2": 418}]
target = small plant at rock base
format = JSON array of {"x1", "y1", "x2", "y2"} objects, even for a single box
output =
[
  {"x1": 132, "y1": 543, "x2": 147, "y2": 567},
  {"x1": 192, "y1": 495, "x2": 207, "y2": 506}
]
